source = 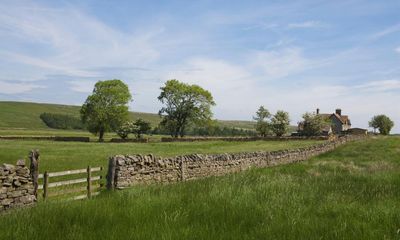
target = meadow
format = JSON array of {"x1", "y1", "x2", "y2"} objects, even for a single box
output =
[
  {"x1": 0, "y1": 139, "x2": 319, "y2": 172},
  {"x1": 0, "y1": 136, "x2": 399, "y2": 239}
]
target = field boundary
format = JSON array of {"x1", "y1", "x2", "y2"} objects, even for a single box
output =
[
  {"x1": 160, "y1": 136, "x2": 331, "y2": 142},
  {"x1": 0, "y1": 136, "x2": 90, "y2": 142},
  {"x1": 108, "y1": 135, "x2": 366, "y2": 189}
]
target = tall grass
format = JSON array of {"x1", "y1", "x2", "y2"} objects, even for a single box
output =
[{"x1": 1, "y1": 136, "x2": 399, "y2": 239}]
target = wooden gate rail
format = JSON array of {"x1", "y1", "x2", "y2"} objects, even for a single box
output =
[{"x1": 38, "y1": 166, "x2": 103, "y2": 201}]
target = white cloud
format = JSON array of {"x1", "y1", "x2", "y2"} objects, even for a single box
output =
[
  {"x1": 0, "y1": 81, "x2": 44, "y2": 94},
  {"x1": 287, "y1": 21, "x2": 325, "y2": 29},
  {"x1": 250, "y1": 48, "x2": 310, "y2": 79},
  {"x1": 355, "y1": 79, "x2": 400, "y2": 92},
  {"x1": 68, "y1": 80, "x2": 97, "y2": 93},
  {"x1": 372, "y1": 23, "x2": 400, "y2": 40},
  {"x1": 0, "y1": 1, "x2": 161, "y2": 79},
  {"x1": 395, "y1": 47, "x2": 400, "y2": 53}
]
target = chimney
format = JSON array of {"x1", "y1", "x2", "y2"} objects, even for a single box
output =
[
  {"x1": 316, "y1": 108, "x2": 320, "y2": 114},
  {"x1": 335, "y1": 108, "x2": 342, "y2": 116}
]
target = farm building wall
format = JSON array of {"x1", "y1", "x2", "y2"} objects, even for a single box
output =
[
  {"x1": 0, "y1": 160, "x2": 36, "y2": 212},
  {"x1": 108, "y1": 135, "x2": 366, "y2": 189}
]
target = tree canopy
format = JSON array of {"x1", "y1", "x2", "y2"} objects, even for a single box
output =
[
  {"x1": 253, "y1": 106, "x2": 271, "y2": 137},
  {"x1": 299, "y1": 112, "x2": 328, "y2": 136},
  {"x1": 271, "y1": 110, "x2": 290, "y2": 137},
  {"x1": 369, "y1": 115, "x2": 394, "y2": 135},
  {"x1": 158, "y1": 79, "x2": 215, "y2": 138},
  {"x1": 81, "y1": 79, "x2": 132, "y2": 141}
]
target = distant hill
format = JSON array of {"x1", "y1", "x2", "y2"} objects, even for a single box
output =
[{"x1": 0, "y1": 101, "x2": 256, "y2": 130}]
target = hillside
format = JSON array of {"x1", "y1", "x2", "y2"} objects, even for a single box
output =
[
  {"x1": 0, "y1": 101, "x2": 255, "y2": 130},
  {"x1": 0, "y1": 136, "x2": 398, "y2": 239}
]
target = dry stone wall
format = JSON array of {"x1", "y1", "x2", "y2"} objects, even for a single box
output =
[
  {"x1": 108, "y1": 135, "x2": 366, "y2": 189},
  {"x1": 161, "y1": 136, "x2": 330, "y2": 142},
  {"x1": 0, "y1": 160, "x2": 36, "y2": 212}
]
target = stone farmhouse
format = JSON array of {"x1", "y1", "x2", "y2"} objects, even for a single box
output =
[
  {"x1": 296, "y1": 108, "x2": 362, "y2": 136},
  {"x1": 317, "y1": 108, "x2": 351, "y2": 134}
]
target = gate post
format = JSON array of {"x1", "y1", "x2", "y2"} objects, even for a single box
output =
[{"x1": 29, "y1": 149, "x2": 40, "y2": 198}]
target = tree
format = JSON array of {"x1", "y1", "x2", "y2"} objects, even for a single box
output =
[
  {"x1": 132, "y1": 118, "x2": 151, "y2": 139},
  {"x1": 158, "y1": 79, "x2": 215, "y2": 138},
  {"x1": 271, "y1": 110, "x2": 290, "y2": 136},
  {"x1": 253, "y1": 106, "x2": 271, "y2": 137},
  {"x1": 81, "y1": 79, "x2": 132, "y2": 141},
  {"x1": 116, "y1": 121, "x2": 137, "y2": 139},
  {"x1": 300, "y1": 112, "x2": 327, "y2": 136},
  {"x1": 369, "y1": 115, "x2": 394, "y2": 135}
]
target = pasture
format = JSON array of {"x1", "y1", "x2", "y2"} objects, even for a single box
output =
[
  {"x1": 0, "y1": 136, "x2": 399, "y2": 239},
  {"x1": 0, "y1": 139, "x2": 319, "y2": 172}
]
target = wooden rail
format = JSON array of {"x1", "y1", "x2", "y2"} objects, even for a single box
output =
[{"x1": 38, "y1": 166, "x2": 103, "y2": 201}]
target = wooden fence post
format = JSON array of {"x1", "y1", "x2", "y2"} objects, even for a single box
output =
[
  {"x1": 43, "y1": 171, "x2": 49, "y2": 200},
  {"x1": 87, "y1": 166, "x2": 92, "y2": 199},
  {"x1": 106, "y1": 157, "x2": 116, "y2": 190}
]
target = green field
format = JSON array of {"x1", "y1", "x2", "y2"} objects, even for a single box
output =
[
  {"x1": 0, "y1": 101, "x2": 256, "y2": 132},
  {"x1": 0, "y1": 139, "x2": 319, "y2": 172},
  {"x1": 0, "y1": 136, "x2": 399, "y2": 239}
]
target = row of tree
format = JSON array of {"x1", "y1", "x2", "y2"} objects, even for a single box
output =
[
  {"x1": 79, "y1": 79, "x2": 395, "y2": 141},
  {"x1": 253, "y1": 106, "x2": 290, "y2": 137},
  {"x1": 80, "y1": 79, "x2": 217, "y2": 141}
]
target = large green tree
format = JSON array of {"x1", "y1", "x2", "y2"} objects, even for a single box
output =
[
  {"x1": 369, "y1": 115, "x2": 394, "y2": 135},
  {"x1": 271, "y1": 110, "x2": 290, "y2": 136},
  {"x1": 81, "y1": 79, "x2": 132, "y2": 141},
  {"x1": 158, "y1": 79, "x2": 215, "y2": 138},
  {"x1": 300, "y1": 112, "x2": 328, "y2": 136},
  {"x1": 253, "y1": 106, "x2": 271, "y2": 137}
]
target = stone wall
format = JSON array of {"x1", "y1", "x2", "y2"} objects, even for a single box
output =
[
  {"x1": 108, "y1": 135, "x2": 366, "y2": 189},
  {"x1": 0, "y1": 160, "x2": 36, "y2": 212},
  {"x1": 161, "y1": 136, "x2": 330, "y2": 142}
]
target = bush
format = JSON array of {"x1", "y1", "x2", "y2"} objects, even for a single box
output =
[{"x1": 40, "y1": 113, "x2": 85, "y2": 130}]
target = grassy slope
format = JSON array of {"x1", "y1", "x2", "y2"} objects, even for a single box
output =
[
  {"x1": 0, "y1": 136, "x2": 399, "y2": 239},
  {"x1": 0, "y1": 140, "x2": 319, "y2": 172},
  {"x1": 0, "y1": 101, "x2": 256, "y2": 131},
  {"x1": 0, "y1": 101, "x2": 162, "y2": 129}
]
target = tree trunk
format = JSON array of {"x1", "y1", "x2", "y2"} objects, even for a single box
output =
[{"x1": 99, "y1": 129, "x2": 105, "y2": 142}]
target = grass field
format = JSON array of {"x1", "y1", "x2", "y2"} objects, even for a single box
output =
[
  {"x1": 0, "y1": 139, "x2": 319, "y2": 172},
  {"x1": 0, "y1": 136, "x2": 399, "y2": 239},
  {"x1": 0, "y1": 101, "x2": 257, "y2": 131}
]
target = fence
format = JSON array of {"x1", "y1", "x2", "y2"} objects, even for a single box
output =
[{"x1": 38, "y1": 166, "x2": 104, "y2": 201}]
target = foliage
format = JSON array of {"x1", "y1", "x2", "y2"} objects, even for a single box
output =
[
  {"x1": 368, "y1": 115, "x2": 394, "y2": 135},
  {"x1": 116, "y1": 121, "x2": 137, "y2": 139},
  {"x1": 299, "y1": 112, "x2": 328, "y2": 136},
  {"x1": 270, "y1": 111, "x2": 290, "y2": 136},
  {"x1": 39, "y1": 112, "x2": 84, "y2": 130},
  {"x1": 80, "y1": 80, "x2": 132, "y2": 142},
  {"x1": 0, "y1": 137, "x2": 399, "y2": 239},
  {"x1": 253, "y1": 106, "x2": 271, "y2": 137},
  {"x1": 132, "y1": 118, "x2": 151, "y2": 138},
  {"x1": 158, "y1": 79, "x2": 215, "y2": 138}
]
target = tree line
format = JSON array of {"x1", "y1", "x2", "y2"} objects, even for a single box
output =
[{"x1": 77, "y1": 79, "x2": 394, "y2": 141}]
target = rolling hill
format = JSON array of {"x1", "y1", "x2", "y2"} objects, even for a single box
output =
[{"x1": 0, "y1": 101, "x2": 256, "y2": 130}]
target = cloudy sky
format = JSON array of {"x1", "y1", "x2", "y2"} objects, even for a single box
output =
[{"x1": 1, "y1": 0, "x2": 399, "y2": 132}]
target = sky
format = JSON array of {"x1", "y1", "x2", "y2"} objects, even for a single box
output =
[{"x1": 0, "y1": 0, "x2": 399, "y2": 132}]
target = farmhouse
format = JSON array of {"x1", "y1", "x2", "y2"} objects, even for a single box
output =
[
  {"x1": 296, "y1": 108, "x2": 355, "y2": 136},
  {"x1": 317, "y1": 108, "x2": 351, "y2": 134}
]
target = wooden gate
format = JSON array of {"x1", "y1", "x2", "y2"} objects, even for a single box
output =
[{"x1": 38, "y1": 166, "x2": 104, "y2": 201}]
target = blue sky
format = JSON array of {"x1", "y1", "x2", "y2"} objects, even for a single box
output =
[{"x1": 0, "y1": 0, "x2": 399, "y2": 132}]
